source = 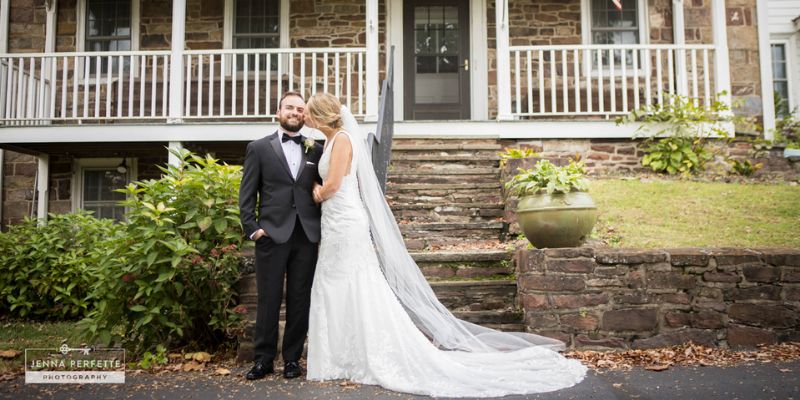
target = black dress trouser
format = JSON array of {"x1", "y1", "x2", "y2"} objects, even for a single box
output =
[{"x1": 253, "y1": 217, "x2": 318, "y2": 364}]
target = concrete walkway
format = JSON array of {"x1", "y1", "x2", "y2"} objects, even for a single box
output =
[{"x1": 3, "y1": 360, "x2": 798, "y2": 399}]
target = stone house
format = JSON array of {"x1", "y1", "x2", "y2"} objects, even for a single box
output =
[{"x1": 0, "y1": 0, "x2": 779, "y2": 227}]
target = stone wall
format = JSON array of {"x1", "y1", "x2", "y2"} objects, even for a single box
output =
[
  {"x1": 1, "y1": 151, "x2": 36, "y2": 229},
  {"x1": 9, "y1": 0, "x2": 46, "y2": 53},
  {"x1": 516, "y1": 247, "x2": 800, "y2": 349}
]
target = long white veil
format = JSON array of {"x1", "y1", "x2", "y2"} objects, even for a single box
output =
[{"x1": 341, "y1": 105, "x2": 565, "y2": 353}]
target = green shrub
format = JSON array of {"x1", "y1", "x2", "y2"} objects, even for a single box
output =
[
  {"x1": 78, "y1": 149, "x2": 246, "y2": 353},
  {"x1": 0, "y1": 212, "x2": 122, "y2": 319},
  {"x1": 617, "y1": 92, "x2": 734, "y2": 175},
  {"x1": 505, "y1": 159, "x2": 589, "y2": 196}
]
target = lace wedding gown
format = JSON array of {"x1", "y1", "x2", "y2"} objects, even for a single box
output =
[{"x1": 307, "y1": 130, "x2": 586, "y2": 397}]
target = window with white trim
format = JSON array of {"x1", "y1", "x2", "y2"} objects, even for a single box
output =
[
  {"x1": 771, "y1": 43, "x2": 791, "y2": 117},
  {"x1": 583, "y1": 0, "x2": 647, "y2": 67},
  {"x1": 234, "y1": 0, "x2": 280, "y2": 70},
  {"x1": 73, "y1": 158, "x2": 136, "y2": 222},
  {"x1": 78, "y1": 0, "x2": 139, "y2": 73}
]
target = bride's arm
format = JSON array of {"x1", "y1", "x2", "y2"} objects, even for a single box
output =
[{"x1": 314, "y1": 134, "x2": 352, "y2": 202}]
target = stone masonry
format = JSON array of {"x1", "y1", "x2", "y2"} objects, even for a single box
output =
[{"x1": 516, "y1": 247, "x2": 800, "y2": 349}]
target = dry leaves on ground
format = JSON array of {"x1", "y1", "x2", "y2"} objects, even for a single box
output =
[
  {"x1": 567, "y1": 342, "x2": 800, "y2": 371},
  {"x1": 0, "y1": 350, "x2": 21, "y2": 359}
]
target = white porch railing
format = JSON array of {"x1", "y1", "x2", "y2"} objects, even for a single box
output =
[
  {"x1": 182, "y1": 48, "x2": 366, "y2": 119},
  {"x1": 508, "y1": 44, "x2": 719, "y2": 118},
  {"x1": 0, "y1": 47, "x2": 367, "y2": 124}
]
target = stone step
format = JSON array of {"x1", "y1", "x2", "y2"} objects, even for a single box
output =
[
  {"x1": 388, "y1": 167, "x2": 499, "y2": 176},
  {"x1": 404, "y1": 237, "x2": 509, "y2": 251},
  {"x1": 412, "y1": 250, "x2": 514, "y2": 280},
  {"x1": 392, "y1": 205, "x2": 504, "y2": 223},
  {"x1": 387, "y1": 182, "x2": 502, "y2": 191},
  {"x1": 430, "y1": 280, "x2": 518, "y2": 311},
  {"x1": 387, "y1": 174, "x2": 501, "y2": 185},
  {"x1": 387, "y1": 192, "x2": 504, "y2": 205},
  {"x1": 392, "y1": 153, "x2": 501, "y2": 162},
  {"x1": 452, "y1": 310, "x2": 524, "y2": 326},
  {"x1": 399, "y1": 221, "x2": 504, "y2": 232},
  {"x1": 392, "y1": 143, "x2": 503, "y2": 151}
]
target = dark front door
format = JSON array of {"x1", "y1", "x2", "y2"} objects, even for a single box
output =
[{"x1": 404, "y1": 0, "x2": 470, "y2": 120}]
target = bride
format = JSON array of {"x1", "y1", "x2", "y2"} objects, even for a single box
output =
[{"x1": 302, "y1": 92, "x2": 586, "y2": 397}]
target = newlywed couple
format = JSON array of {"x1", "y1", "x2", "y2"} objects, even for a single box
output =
[{"x1": 238, "y1": 91, "x2": 586, "y2": 397}]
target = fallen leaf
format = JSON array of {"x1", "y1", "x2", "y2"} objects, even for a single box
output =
[
  {"x1": 779, "y1": 368, "x2": 792, "y2": 373},
  {"x1": 168, "y1": 353, "x2": 183, "y2": 360},
  {"x1": 182, "y1": 361, "x2": 202, "y2": 372},
  {"x1": 215, "y1": 368, "x2": 231, "y2": 376},
  {"x1": 645, "y1": 364, "x2": 670, "y2": 371},
  {"x1": 184, "y1": 353, "x2": 195, "y2": 360},
  {"x1": 0, "y1": 350, "x2": 21, "y2": 359},
  {"x1": 612, "y1": 383, "x2": 623, "y2": 388},
  {"x1": 193, "y1": 352, "x2": 212, "y2": 363}
]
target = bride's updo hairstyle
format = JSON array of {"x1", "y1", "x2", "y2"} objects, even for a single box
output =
[{"x1": 306, "y1": 93, "x2": 344, "y2": 130}]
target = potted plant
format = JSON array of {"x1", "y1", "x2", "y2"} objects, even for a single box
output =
[{"x1": 505, "y1": 159, "x2": 597, "y2": 248}]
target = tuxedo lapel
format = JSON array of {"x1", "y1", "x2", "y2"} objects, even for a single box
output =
[
  {"x1": 268, "y1": 131, "x2": 295, "y2": 180},
  {"x1": 296, "y1": 141, "x2": 309, "y2": 180}
]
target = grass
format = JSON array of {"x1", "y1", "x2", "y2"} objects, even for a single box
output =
[
  {"x1": 0, "y1": 320, "x2": 82, "y2": 374},
  {"x1": 589, "y1": 178, "x2": 800, "y2": 249}
]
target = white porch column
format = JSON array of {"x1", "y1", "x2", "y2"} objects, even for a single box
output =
[
  {"x1": 36, "y1": 154, "x2": 49, "y2": 222},
  {"x1": 0, "y1": 0, "x2": 9, "y2": 53},
  {"x1": 168, "y1": 141, "x2": 183, "y2": 167},
  {"x1": 495, "y1": 0, "x2": 512, "y2": 120},
  {"x1": 756, "y1": 0, "x2": 776, "y2": 139},
  {"x1": 365, "y1": 0, "x2": 379, "y2": 122},
  {"x1": 711, "y1": 0, "x2": 732, "y2": 112},
  {"x1": 45, "y1": 0, "x2": 57, "y2": 52},
  {"x1": 673, "y1": 0, "x2": 689, "y2": 96},
  {"x1": 168, "y1": 0, "x2": 186, "y2": 123}
]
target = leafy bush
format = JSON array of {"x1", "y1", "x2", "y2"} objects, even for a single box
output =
[
  {"x1": 0, "y1": 212, "x2": 122, "y2": 319},
  {"x1": 617, "y1": 92, "x2": 734, "y2": 175},
  {"x1": 773, "y1": 97, "x2": 800, "y2": 149},
  {"x1": 505, "y1": 159, "x2": 589, "y2": 196},
  {"x1": 78, "y1": 149, "x2": 247, "y2": 353},
  {"x1": 499, "y1": 147, "x2": 538, "y2": 169},
  {"x1": 729, "y1": 159, "x2": 763, "y2": 177}
]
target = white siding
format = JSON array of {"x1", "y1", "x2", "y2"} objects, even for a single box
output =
[
  {"x1": 768, "y1": 1, "x2": 800, "y2": 115},
  {"x1": 768, "y1": 0, "x2": 800, "y2": 34}
]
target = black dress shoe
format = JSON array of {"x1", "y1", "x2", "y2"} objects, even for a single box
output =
[
  {"x1": 283, "y1": 361, "x2": 303, "y2": 379},
  {"x1": 245, "y1": 361, "x2": 274, "y2": 380}
]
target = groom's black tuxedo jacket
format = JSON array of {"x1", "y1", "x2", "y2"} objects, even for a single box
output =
[{"x1": 239, "y1": 131, "x2": 324, "y2": 244}]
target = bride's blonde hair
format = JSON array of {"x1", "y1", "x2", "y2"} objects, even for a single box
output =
[{"x1": 306, "y1": 92, "x2": 343, "y2": 130}]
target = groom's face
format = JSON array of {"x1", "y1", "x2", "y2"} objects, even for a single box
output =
[{"x1": 278, "y1": 95, "x2": 305, "y2": 133}]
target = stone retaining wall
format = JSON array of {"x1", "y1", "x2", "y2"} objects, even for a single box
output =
[{"x1": 516, "y1": 247, "x2": 800, "y2": 349}]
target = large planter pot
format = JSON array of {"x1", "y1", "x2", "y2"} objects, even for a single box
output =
[
  {"x1": 516, "y1": 191, "x2": 598, "y2": 248},
  {"x1": 784, "y1": 148, "x2": 800, "y2": 159}
]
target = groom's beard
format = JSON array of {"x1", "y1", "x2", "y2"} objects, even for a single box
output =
[{"x1": 280, "y1": 117, "x2": 304, "y2": 133}]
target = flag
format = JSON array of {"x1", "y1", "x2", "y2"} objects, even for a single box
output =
[{"x1": 612, "y1": 0, "x2": 622, "y2": 11}]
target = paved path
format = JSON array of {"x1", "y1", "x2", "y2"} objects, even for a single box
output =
[{"x1": 3, "y1": 360, "x2": 798, "y2": 399}]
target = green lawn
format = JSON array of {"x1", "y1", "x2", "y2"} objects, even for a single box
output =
[
  {"x1": 0, "y1": 321, "x2": 82, "y2": 374},
  {"x1": 589, "y1": 178, "x2": 800, "y2": 249}
]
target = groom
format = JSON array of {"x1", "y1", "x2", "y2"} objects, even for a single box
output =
[{"x1": 239, "y1": 91, "x2": 324, "y2": 380}]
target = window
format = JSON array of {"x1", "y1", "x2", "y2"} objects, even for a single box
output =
[
  {"x1": 73, "y1": 158, "x2": 136, "y2": 222},
  {"x1": 80, "y1": 0, "x2": 138, "y2": 73},
  {"x1": 583, "y1": 0, "x2": 646, "y2": 68},
  {"x1": 771, "y1": 43, "x2": 791, "y2": 117},
  {"x1": 233, "y1": 0, "x2": 280, "y2": 70}
]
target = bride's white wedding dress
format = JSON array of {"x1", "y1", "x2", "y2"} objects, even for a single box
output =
[{"x1": 307, "y1": 126, "x2": 586, "y2": 397}]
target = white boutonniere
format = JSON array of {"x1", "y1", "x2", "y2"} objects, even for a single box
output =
[{"x1": 303, "y1": 138, "x2": 315, "y2": 154}]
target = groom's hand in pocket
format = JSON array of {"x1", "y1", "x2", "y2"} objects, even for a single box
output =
[{"x1": 252, "y1": 229, "x2": 269, "y2": 241}]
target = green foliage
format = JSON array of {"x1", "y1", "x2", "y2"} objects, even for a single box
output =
[
  {"x1": 772, "y1": 96, "x2": 800, "y2": 149},
  {"x1": 729, "y1": 159, "x2": 763, "y2": 177},
  {"x1": 505, "y1": 159, "x2": 589, "y2": 196},
  {"x1": 617, "y1": 92, "x2": 735, "y2": 175},
  {"x1": 78, "y1": 149, "x2": 246, "y2": 353},
  {"x1": 138, "y1": 344, "x2": 168, "y2": 369},
  {"x1": 499, "y1": 147, "x2": 538, "y2": 168},
  {"x1": 0, "y1": 212, "x2": 123, "y2": 319}
]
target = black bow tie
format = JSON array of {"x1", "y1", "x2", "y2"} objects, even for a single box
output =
[{"x1": 282, "y1": 134, "x2": 303, "y2": 145}]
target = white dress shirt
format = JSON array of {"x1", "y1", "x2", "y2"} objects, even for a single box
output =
[{"x1": 279, "y1": 129, "x2": 303, "y2": 180}]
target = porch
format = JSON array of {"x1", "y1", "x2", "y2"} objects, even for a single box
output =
[{"x1": 0, "y1": 0, "x2": 734, "y2": 132}]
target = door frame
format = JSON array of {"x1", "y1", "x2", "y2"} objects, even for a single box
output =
[{"x1": 387, "y1": 0, "x2": 488, "y2": 121}]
